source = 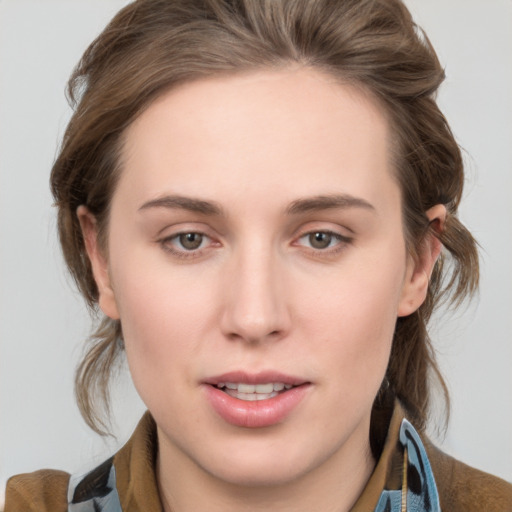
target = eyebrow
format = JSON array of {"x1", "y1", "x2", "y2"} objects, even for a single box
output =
[
  {"x1": 286, "y1": 194, "x2": 375, "y2": 215},
  {"x1": 138, "y1": 193, "x2": 375, "y2": 217},
  {"x1": 139, "y1": 195, "x2": 223, "y2": 216}
]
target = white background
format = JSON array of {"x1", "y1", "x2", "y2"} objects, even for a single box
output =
[{"x1": 1, "y1": 0, "x2": 511, "y2": 503}]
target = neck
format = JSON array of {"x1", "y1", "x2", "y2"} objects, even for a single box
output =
[{"x1": 156, "y1": 424, "x2": 375, "y2": 512}]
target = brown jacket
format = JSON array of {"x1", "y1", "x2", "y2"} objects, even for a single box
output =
[{"x1": 5, "y1": 404, "x2": 512, "y2": 511}]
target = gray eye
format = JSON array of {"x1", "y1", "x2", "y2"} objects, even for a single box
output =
[
  {"x1": 308, "y1": 232, "x2": 333, "y2": 249},
  {"x1": 179, "y1": 233, "x2": 203, "y2": 250}
]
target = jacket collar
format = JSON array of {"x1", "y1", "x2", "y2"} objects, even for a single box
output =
[{"x1": 68, "y1": 401, "x2": 440, "y2": 512}]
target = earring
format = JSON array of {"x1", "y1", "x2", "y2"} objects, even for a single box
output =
[{"x1": 376, "y1": 376, "x2": 390, "y2": 403}]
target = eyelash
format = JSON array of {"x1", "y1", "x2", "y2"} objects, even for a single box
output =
[
  {"x1": 295, "y1": 230, "x2": 352, "y2": 255},
  {"x1": 158, "y1": 229, "x2": 352, "y2": 260},
  {"x1": 159, "y1": 232, "x2": 215, "y2": 259}
]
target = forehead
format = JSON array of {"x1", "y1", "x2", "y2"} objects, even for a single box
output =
[{"x1": 118, "y1": 67, "x2": 397, "y2": 212}]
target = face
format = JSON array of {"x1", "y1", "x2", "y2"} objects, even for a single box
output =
[{"x1": 82, "y1": 68, "x2": 435, "y2": 489}]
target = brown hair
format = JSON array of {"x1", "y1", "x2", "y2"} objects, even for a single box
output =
[{"x1": 51, "y1": 0, "x2": 478, "y2": 438}]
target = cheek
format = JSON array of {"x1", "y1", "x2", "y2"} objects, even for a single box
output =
[
  {"x1": 299, "y1": 248, "x2": 406, "y2": 378},
  {"x1": 109, "y1": 253, "x2": 219, "y2": 382},
  {"x1": 303, "y1": 251, "x2": 405, "y2": 330},
  {"x1": 114, "y1": 275, "x2": 213, "y2": 420}
]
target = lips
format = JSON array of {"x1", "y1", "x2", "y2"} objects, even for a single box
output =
[{"x1": 203, "y1": 372, "x2": 311, "y2": 428}]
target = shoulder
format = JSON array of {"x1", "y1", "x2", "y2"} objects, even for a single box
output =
[
  {"x1": 3, "y1": 414, "x2": 156, "y2": 512},
  {"x1": 5, "y1": 469, "x2": 69, "y2": 512},
  {"x1": 424, "y1": 440, "x2": 512, "y2": 512}
]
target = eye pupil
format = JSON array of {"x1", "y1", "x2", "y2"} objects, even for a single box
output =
[
  {"x1": 309, "y1": 232, "x2": 332, "y2": 249},
  {"x1": 179, "y1": 233, "x2": 203, "y2": 250}
]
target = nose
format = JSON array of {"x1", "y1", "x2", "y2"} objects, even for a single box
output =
[{"x1": 219, "y1": 245, "x2": 291, "y2": 344}]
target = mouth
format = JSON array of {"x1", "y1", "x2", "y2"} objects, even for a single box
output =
[
  {"x1": 203, "y1": 371, "x2": 310, "y2": 427},
  {"x1": 204, "y1": 374, "x2": 311, "y2": 427},
  {"x1": 214, "y1": 382, "x2": 295, "y2": 401}
]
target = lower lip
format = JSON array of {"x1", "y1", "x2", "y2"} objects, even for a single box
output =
[{"x1": 203, "y1": 384, "x2": 310, "y2": 428}]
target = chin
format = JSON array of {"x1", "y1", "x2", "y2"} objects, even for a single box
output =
[
  {"x1": 197, "y1": 436, "x2": 331, "y2": 489},
  {"x1": 206, "y1": 458, "x2": 310, "y2": 488}
]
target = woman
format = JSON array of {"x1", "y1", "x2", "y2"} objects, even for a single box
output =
[{"x1": 5, "y1": 0, "x2": 511, "y2": 510}]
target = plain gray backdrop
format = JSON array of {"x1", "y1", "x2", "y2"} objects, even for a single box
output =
[{"x1": 1, "y1": 0, "x2": 511, "y2": 503}]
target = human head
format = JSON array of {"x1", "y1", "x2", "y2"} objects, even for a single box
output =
[{"x1": 50, "y1": 0, "x2": 478, "y2": 436}]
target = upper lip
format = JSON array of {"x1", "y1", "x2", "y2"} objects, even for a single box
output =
[{"x1": 204, "y1": 371, "x2": 309, "y2": 386}]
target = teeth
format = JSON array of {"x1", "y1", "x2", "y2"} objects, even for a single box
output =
[
  {"x1": 256, "y1": 383, "x2": 274, "y2": 393},
  {"x1": 238, "y1": 383, "x2": 275, "y2": 393},
  {"x1": 238, "y1": 383, "x2": 256, "y2": 393},
  {"x1": 215, "y1": 382, "x2": 294, "y2": 396},
  {"x1": 224, "y1": 390, "x2": 279, "y2": 401},
  {"x1": 226, "y1": 389, "x2": 278, "y2": 402}
]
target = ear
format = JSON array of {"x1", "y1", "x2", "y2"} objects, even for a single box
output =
[
  {"x1": 397, "y1": 204, "x2": 446, "y2": 317},
  {"x1": 77, "y1": 206, "x2": 120, "y2": 320}
]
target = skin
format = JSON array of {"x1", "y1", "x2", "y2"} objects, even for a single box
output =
[{"x1": 79, "y1": 68, "x2": 444, "y2": 512}]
